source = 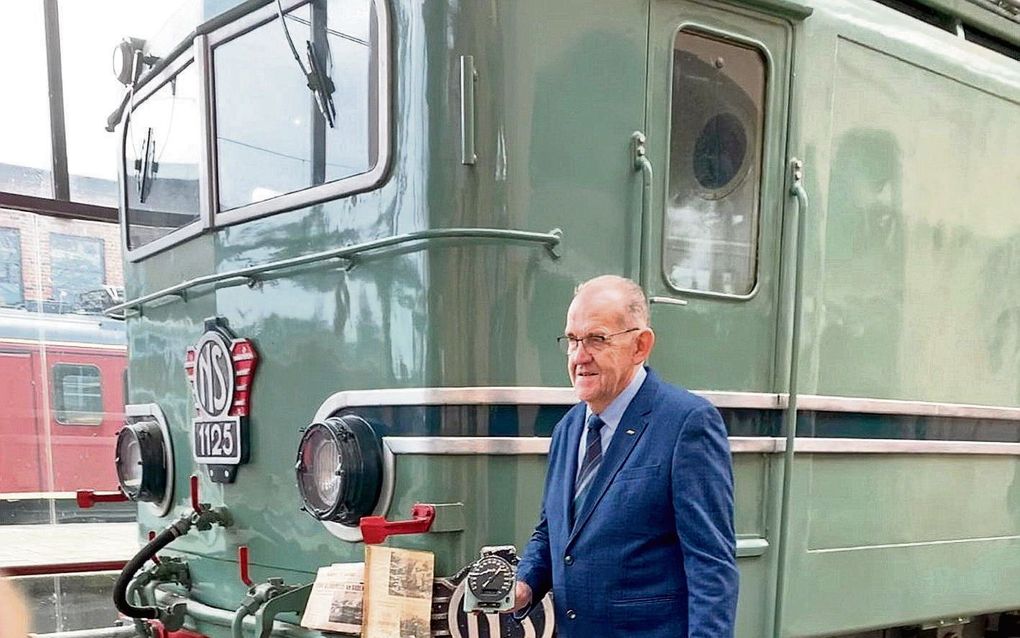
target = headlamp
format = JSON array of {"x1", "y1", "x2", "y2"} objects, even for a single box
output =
[
  {"x1": 115, "y1": 420, "x2": 168, "y2": 503},
  {"x1": 295, "y1": 415, "x2": 383, "y2": 525}
]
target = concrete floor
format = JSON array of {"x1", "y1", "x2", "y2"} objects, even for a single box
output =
[{"x1": 0, "y1": 522, "x2": 138, "y2": 571}]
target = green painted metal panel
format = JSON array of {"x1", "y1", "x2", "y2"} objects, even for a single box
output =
[
  {"x1": 790, "y1": 1, "x2": 1020, "y2": 407},
  {"x1": 784, "y1": 454, "x2": 1020, "y2": 636},
  {"x1": 734, "y1": 453, "x2": 770, "y2": 538},
  {"x1": 813, "y1": 35, "x2": 1020, "y2": 406},
  {"x1": 804, "y1": 454, "x2": 1020, "y2": 551}
]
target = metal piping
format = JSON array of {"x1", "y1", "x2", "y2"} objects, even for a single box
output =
[
  {"x1": 107, "y1": 227, "x2": 563, "y2": 318},
  {"x1": 154, "y1": 590, "x2": 319, "y2": 638},
  {"x1": 772, "y1": 160, "x2": 809, "y2": 638},
  {"x1": 231, "y1": 607, "x2": 251, "y2": 638},
  {"x1": 28, "y1": 626, "x2": 140, "y2": 638}
]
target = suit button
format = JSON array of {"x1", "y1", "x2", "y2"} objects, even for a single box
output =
[
  {"x1": 566, "y1": 609, "x2": 577, "y2": 620},
  {"x1": 564, "y1": 555, "x2": 573, "y2": 565}
]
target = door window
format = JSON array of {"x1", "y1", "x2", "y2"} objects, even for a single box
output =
[{"x1": 664, "y1": 31, "x2": 766, "y2": 296}]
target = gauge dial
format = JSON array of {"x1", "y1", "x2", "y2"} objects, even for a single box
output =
[{"x1": 466, "y1": 555, "x2": 515, "y2": 605}]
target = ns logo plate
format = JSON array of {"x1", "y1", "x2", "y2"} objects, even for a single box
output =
[{"x1": 185, "y1": 317, "x2": 259, "y2": 483}]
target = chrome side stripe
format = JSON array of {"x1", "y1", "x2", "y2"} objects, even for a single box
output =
[
  {"x1": 795, "y1": 395, "x2": 1020, "y2": 422},
  {"x1": 381, "y1": 436, "x2": 1020, "y2": 456},
  {"x1": 314, "y1": 387, "x2": 1020, "y2": 422},
  {"x1": 794, "y1": 438, "x2": 1020, "y2": 456},
  {"x1": 384, "y1": 436, "x2": 551, "y2": 455}
]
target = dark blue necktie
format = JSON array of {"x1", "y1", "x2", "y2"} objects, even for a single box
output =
[{"x1": 573, "y1": 414, "x2": 605, "y2": 519}]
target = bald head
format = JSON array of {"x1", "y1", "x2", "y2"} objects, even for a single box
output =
[{"x1": 573, "y1": 275, "x2": 650, "y2": 329}]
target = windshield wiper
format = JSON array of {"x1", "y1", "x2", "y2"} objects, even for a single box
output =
[
  {"x1": 276, "y1": 0, "x2": 337, "y2": 128},
  {"x1": 135, "y1": 127, "x2": 158, "y2": 203}
]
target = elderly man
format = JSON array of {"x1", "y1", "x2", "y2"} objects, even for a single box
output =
[{"x1": 513, "y1": 275, "x2": 738, "y2": 637}]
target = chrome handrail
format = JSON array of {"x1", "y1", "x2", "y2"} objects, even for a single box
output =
[{"x1": 106, "y1": 227, "x2": 563, "y2": 319}]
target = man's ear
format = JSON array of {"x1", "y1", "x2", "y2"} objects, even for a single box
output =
[{"x1": 634, "y1": 328, "x2": 655, "y2": 364}]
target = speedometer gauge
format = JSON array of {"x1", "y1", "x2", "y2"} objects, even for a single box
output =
[{"x1": 466, "y1": 555, "x2": 516, "y2": 606}]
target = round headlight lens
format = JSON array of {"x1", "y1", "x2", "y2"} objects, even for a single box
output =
[
  {"x1": 296, "y1": 415, "x2": 383, "y2": 525},
  {"x1": 115, "y1": 430, "x2": 143, "y2": 493},
  {"x1": 115, "y1": 420, "x2": 167, "y2": 503}
]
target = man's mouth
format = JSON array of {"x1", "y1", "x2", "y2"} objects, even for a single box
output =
[{"x1": 576, "y1": 371, "x2": 598, "y2": 377}]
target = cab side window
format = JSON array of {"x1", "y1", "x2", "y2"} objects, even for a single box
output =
[
  {"x1": 123, "y1": 63, "x2": 201, "y2": 250},
  {"x1": 664, "y1": 31, "x2": 766, "y2": 296}
]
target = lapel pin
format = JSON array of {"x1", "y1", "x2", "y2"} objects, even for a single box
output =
[{"x1": 625, "y1": 429, "x2": 636, "y2": 435}]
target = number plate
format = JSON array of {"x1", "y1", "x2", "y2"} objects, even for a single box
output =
[{"x1": 192, "y1": 417, "x2": 242, "y2": 464}]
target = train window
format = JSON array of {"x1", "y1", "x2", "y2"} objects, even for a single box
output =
[
  {"x1": 0, "y1": 228, "x2": 23, "y2": 307},
  {"x1": 663, "y1": 30, "x2": 766, "y2": 296},
  {"x1": 211, "y1": 0, "x2": 386, "y2": 219},
  {"x1": 123, "y1": 62, "x2": 202, "y2": 250},
  {"x1": 52, "y1": 364, "x2": 104, "y2": 426}
]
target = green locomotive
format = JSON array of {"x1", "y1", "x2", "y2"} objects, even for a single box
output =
[{"x1": 96, "y1": 0, "x2": 1020, "y2": 635}]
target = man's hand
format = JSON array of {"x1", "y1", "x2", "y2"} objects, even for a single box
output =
[{"x1": 508, "y1": 581, "x2": 533, "y2": 614}]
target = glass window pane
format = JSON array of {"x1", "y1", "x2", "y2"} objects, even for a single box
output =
[
  {"x1": 124, "y1": 63, "x2": 202, "y2": 249},
  {"x1": 7, "y1": 572, "x2": 122, "y2": 633},
  {"x1": 0, "y1": 210, "x2": 128, "y2": 527},
  {"x1": 664, "y1": 31, "x2": 766, "y2": 296},
  {"x1": 0, "y1": 228, "x2": 24, "y2": 307},
  {"x1": 58, "y1": 1, "x2": 198, "y2": 207},
  {"x1": 0, "y1": 2, "x2": 53, "y2": 198},
  {"x1": 52, "y1": 364, "x2": 104, "y2": 425},
  {"x1": 50, "y1": 234, "x2": 105, "y2": 307},
  {"x1": 213, "y1": 0, "x2": 379, "y2": 211}
]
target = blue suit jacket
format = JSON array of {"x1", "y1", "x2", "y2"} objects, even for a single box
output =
[{"x1": 517, "y1": 368, "x2": 738, "y2": 637}]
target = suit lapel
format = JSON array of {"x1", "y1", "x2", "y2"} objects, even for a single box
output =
[
  {"x1": 567, "y1": 370, "x2": 659, "y2": 547},
  {"x1": 560, "y1": 405, "x2": 585, "y2": 531}
]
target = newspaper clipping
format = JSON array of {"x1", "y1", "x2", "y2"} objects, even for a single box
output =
[
  {"x1": 362, "y1": 546, "x2": 435, "y2": 638},
  {"x1": 301, "y1": 562, "x2": 365, "y2": 635}
]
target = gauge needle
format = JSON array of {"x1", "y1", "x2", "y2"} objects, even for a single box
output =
[{"x1": 482, "y1": 572, "x2": 500, "y2": 589}]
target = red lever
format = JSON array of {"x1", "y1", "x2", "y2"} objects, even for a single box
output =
[
  {"x1": 238, "y1": 546, "x2": 253, "y2": 587},
  {"x1": 76, "y1": 489, "x2": 128, "y2": 509},
  {"x1": 148, "y1": 621, "x2": 208, "y2": 638},
  {"x1": 190, "y1": 475, "x2": 201, "y2": 513},
  {"x1": 359, "y1": 504, "x2": 436, "y2": 545}
]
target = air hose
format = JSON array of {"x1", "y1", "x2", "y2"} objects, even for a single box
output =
[{"x1": 114, "y1": 518, "x2": 192, "y2": 619}]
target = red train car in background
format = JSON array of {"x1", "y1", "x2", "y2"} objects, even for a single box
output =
[{"x1": 0, "y1": 307, "x2": 128, "y2": 522}]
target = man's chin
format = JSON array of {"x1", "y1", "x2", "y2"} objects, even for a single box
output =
[{"x1": 573, "y1": 384, "x2": 599, "y2": 403}]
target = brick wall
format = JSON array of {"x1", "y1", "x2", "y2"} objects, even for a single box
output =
[{"x1": 0, "y1": 208, "x2": 122, "y2": 305}]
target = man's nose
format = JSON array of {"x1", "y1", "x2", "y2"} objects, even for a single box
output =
[{"x1": 571, "y1": 344, "x2": 594, "y2": 363}]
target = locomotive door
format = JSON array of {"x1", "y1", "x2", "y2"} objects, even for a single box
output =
[{"x1": 641, "y1": 1, "x2": 794, "y2": 392}]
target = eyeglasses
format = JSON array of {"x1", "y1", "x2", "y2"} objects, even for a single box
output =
[{"x1": 556, "y1": 328, "x2": 640, "y2": 354}]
